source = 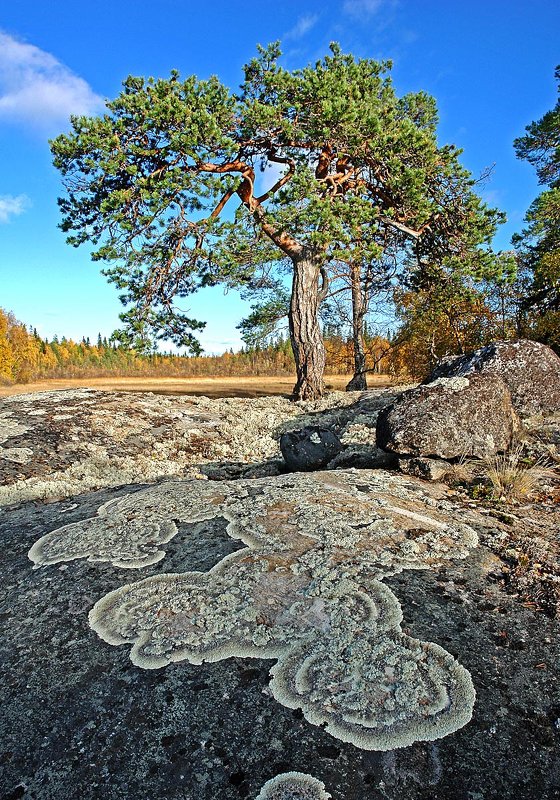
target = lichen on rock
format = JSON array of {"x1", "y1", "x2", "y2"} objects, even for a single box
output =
[
  {"x1": 1, "y1": 388, "x2": 362, "y2": 506},
  {"x1": 270, "y1": 629, "x2": 475, "y2": 751},
  {"x1": 28, "y1": 515, "x2": 179, "y2": 569},
  {"x1": 0, "y1": 446, "x2": 33, "y2": 464},
  {"x1": 0, "y1": 411, "x2": 29, "y2": 444},
  {"x1": 30, "y1": 469, "x2": 479, "y2": 751},
  {"x1": 255, "y1": 772, "x2": 331, "y2": 800},
  {"x1": 28, "y1": 480, "x2": 232, "y2": 569},
  {"x1": 428, "y1": 339, "x2": 560, "y2": 417},
  {"x1": 376, "y1": 373, "x2": 516, "y2": 459}
]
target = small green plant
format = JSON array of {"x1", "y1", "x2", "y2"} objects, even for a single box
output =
[{"x1": 469, "y1": 481, "x2": 494, "y2": 501}]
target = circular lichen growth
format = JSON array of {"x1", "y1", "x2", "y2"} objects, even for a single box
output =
[
  {"x1": 31, "y1": 469, "x2": 479, "y2": 750},
  {"x1": 255, "y1": 771, "x2": 331, "y2": 800}
]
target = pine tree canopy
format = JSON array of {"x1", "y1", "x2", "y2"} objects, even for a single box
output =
[
  {"x1": 513, "y1": 66, "x2": 560, "y2": 312},
  {"x1": 51, "y1": 42, "x2": 503, "y2": 355}
]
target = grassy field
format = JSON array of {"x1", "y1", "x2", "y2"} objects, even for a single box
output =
[{"x1": 0, "y1": 374, "x2": 393, "y2": 399}]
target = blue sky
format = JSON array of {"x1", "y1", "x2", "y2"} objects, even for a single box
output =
[{"x1": 1, "y1": 0, "x2": 559, "y2": 352}]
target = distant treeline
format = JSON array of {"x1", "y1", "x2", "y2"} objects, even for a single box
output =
[{"x1": 0, "y1": 308, "x2": 391, "y2": 385}]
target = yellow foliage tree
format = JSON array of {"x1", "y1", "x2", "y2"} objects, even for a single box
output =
[{"x1": 389, "y1": 283, "x2": 508, "y2": 380}]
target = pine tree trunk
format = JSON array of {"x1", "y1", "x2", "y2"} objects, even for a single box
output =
[
  {"x1": 346, "y1": 261, "x2": 368, "y2": 391},
  {"x1": 289, "y1": 254, "x2": 326, "y2": 400}
]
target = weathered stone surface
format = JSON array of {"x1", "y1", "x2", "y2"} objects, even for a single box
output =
[
  {"x1": 398, "y1": 457, "x2": 452, "y2": 482},
  {"x1": 28, "y1": 469, "x2": 480, "y2": 752},
  {"x1": 2, "y1": 477, "x2": 559, "y2": 799},
  {"x1": 376, "y1": 374, "x2": 517, "y2": 459},
  {"x1": 429, "y1": 339, "x2": 560, "y2": 417},
  {"x1": 0, "y1": 389, "x2": 361, "y2": 506},
  {"x1": 0, "y1": 387, "x2": 410, "y2": 507},
  {"x1": 280, "y1": 426, "x2": 343, "y2": 470}
]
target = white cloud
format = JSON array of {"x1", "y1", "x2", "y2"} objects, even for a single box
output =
[
  {"x1": 0, "y1": 31, "x2": 104, "y2": 128},
  {"x1": 0, "y1": 194, "x2": 30, "y2": 223},
  {"x1": 342, "y1": 0, "x2": 385, "y2": 17},
  {"x1": 284, "y1": 14, "x2": 319, "y2": 40}
]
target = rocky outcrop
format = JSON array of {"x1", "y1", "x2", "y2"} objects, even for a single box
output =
[
  {"x1": 376, "y1": 374, "x2": 517, "y2": 459},
  {"x1": 428, "y1": 339, "x2": 560, "y2": 417},
  {"x1": 0, "y1": 386, "x2": 414, "y2": 506},
  {"x1": 2, "y1": 473, "x2": 559, "y2": 799},
  {"x1": 28, "y1": 469, "x2": 479, "y2": 752},
  {"x1": 0, "y1": 389, "x2": 361, "y2": 506}
]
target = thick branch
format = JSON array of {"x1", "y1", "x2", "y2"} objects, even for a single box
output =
[
  {"x1": 255, "y1": 151, "x2": 296, "y2": 203},
  {"x1": 315, "y1": 146, "x2": 333, "y2": 179},
  {"x1": 195, "y1": 156, "x2": 303, "y2": 258},
  {"x1": 209, "y1": 187, "x2": 235, "y2": 220},
  {"x1": 318, "y1": 266, "x2": 329, "y2": 302},
  {"x1": 252, "y1": 204, "x2": 303, "y2": 258}
]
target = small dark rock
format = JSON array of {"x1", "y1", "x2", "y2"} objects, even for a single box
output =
[
  {"x1": 280, "y1": 426, "x2": 343, "y2": 471},
  {"x1": 328, "y1": 445, "x2": 399, "y2": 471},
  {"x1": 398, "y1": 456, "x2": 451, "y2": 481}
]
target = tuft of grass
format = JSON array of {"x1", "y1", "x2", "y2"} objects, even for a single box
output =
[
  {"x1": 483, "y1": 445, "x2": 548, "y2": 503},
  {"x1": 441, "y1": 452, "x2": 477, "y2": 487},
  {"x1": 442, "y1": 458, "x2": 474, "y2": 486}
]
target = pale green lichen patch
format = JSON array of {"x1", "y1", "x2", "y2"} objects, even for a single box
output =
[
  {"x1": 1, "y1": 388, "x2": 364, "y2": 506},
  {"x1": 31, "y1": 469, "x2": 478, "y2": 750},
  {"x1": 28, "y1": 516, "x2": 179, "y2": 569},
  {"x1": 428, "y1": 377, "x2": 471, "y2": 392},
  {"x1": 255, "y1": 772, "x2": 331, "y2": 800},
  {"x1": 28, "y1": 481, "x2": 232, "y2": 569},
  {"x1": 0, "y1": 412, "x2": 29, "y2": 444},
  {"x1": 270, "y1": 630, "x2": 475, "y2": 751},
  {"x1": 0, "y1": 446, "x2": 33, "y2": 464}
]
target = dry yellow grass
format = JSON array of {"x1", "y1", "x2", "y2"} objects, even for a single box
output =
[
  {"x1": 0, "y1": 373, "x2": 393, "y2": 399},
  {"x1": 484, "y1": 445, "x2": 549, "y2": 502}
]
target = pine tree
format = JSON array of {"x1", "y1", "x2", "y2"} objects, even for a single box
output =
[{"x1": 52, "y1": 44, "x2": 502, "y2": 398}]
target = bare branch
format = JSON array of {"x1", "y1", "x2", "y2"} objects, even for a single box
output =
[{"x1": 378, "y1": 216, "x2": 431, "y2": 239}]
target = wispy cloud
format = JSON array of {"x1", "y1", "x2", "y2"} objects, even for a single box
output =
[
  {"x1": 480, "y1": 188, "x2": 503, "y2": 207},
  {"x1": 284, "y1": 14, "x2": 319, "y2": 41},
  {"x1": 0, "y1": 31, "x2": 104, "y2": 129},
  {"x1": 0, "y1": 193, "x2": 30, "y2": 223},
  {"x1": 342, "y1": 0, "x2": 387, "y2": 18}
]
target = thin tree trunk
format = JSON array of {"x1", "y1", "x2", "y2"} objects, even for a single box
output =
[
  {"x1": 346, "y1": 261, "x2": 368, "y2": 391},
  {"x1": 289, "y1": 254, "x2": 326, "y2": 400}
]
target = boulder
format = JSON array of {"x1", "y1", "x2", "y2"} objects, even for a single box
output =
[
  {"x1": 279, "y1": 426, "x2": 343, "y2": 470},
  {"x1": 428, "y1": 339, "x2": 560, "y2": 417},
  {"x1": 376, "y1": 373, "x2": 517, "y2": 459}
]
